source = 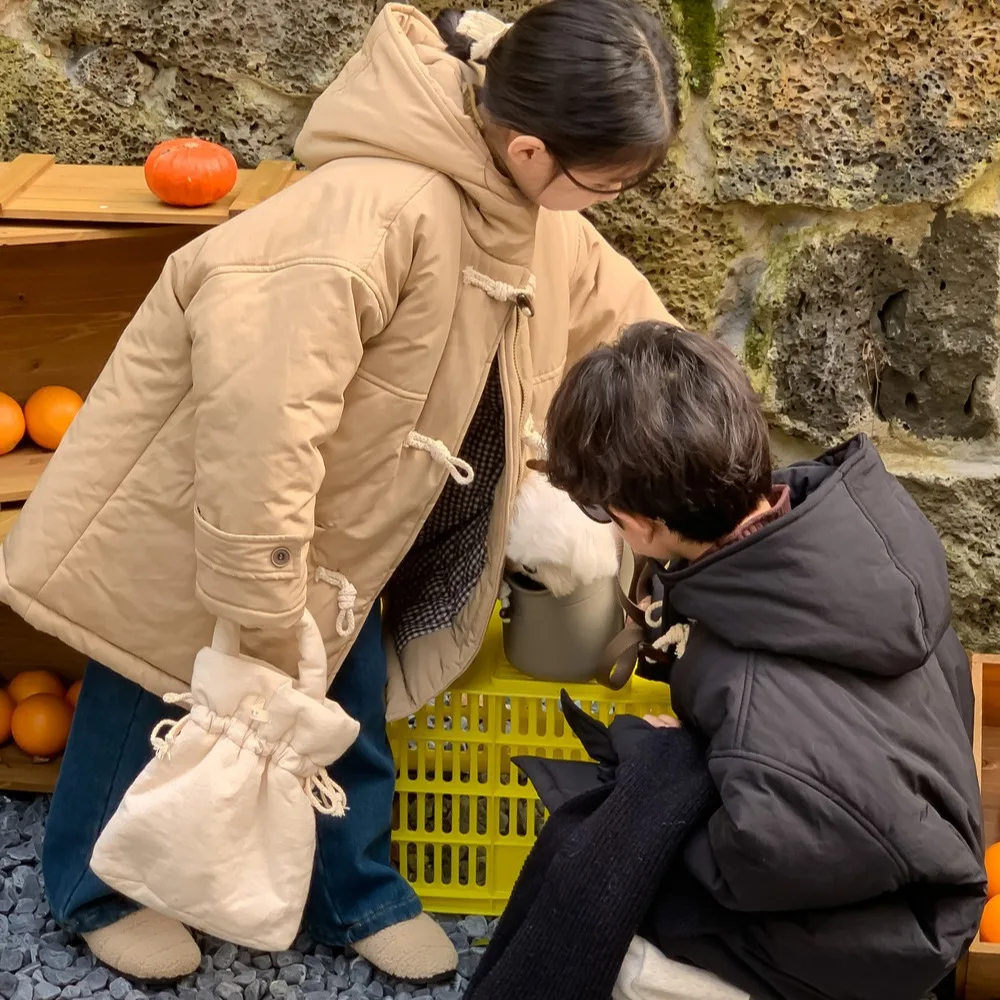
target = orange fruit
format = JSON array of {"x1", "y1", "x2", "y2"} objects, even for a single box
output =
[
  {"x1": 66, "y1": 680, "x2": 83, "y2": 709},
  {"x1": 0, "y1": 691, "x2": 13, "y2": 745},
  {"x1": 8, "y1": 669, "x2": 65, "y2": 704},
  {"x1": 983, "y1": 894, "x2": 1000, "y2": 943},
  {"x1": 11, "y1": 693, "x2": 72, "y2": 758},
  {"x1": 0, "y1": 393, "x2": 25, "y2": 456},
  {"x1": 23, "y1": 386, "x2": 83, "y2": 451},
  {"x1": 987, "y1": 842, "x2": 1000, "y2": 900}
]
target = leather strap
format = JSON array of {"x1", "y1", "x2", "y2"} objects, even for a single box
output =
[
  {"x1": 594, "y1": 551, "x2": 662, "y2": 691},
  {"x1": 595, "y1": 622, "x2": 644, "y2": 690}
]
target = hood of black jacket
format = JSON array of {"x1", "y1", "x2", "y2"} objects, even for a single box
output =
[{"x1": 662, "y1": 435, "x2": 951, "y2": 677}]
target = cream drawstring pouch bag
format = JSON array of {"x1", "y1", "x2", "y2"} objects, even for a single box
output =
[{"x1": 90, "y1": 610, "x2": 360, "y2": 952}]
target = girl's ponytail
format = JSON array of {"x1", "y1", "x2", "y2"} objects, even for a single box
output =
[
  {"x1": 434, "y1": 9, "x2": 512, "y2": 63},
  {"x1": 434, "y1": 9, "x2": 474, "y2": 61}
]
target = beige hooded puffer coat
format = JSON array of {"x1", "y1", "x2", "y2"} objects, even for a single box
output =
[{"x1": 0, "y1": 4, "x2": 671, "y2": 720}]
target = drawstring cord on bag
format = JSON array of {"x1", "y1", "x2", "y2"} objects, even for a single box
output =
[
  {"x1": 149, "y1": 692, "x2": 349, "y2": 817},
  {"x1": 306, "y1": 771, "x2": 348, "y2": 817},
  {"x1": 150, "y1": 692, "x2": 196, "y2": 760},
  {"x1": 314, "y1": 567, "x2": 357, "y2": 637},
  {"x1": 404, "y1": 432, "x2": 475, "y2": 485}
]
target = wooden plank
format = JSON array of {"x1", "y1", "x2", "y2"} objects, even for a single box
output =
[
  {"x1": 964, "y1": 654, "x2": 1000, "y2": 1000},
  {"x1": 975, "y1": 654, "x2": 985, "y2": 787},
  {"x1": 10, "y1": 164, "x2": 236, "y2": 224},
  {"x1": 7, "y1": 162, "x2": 233, "y2": 225},
  {"x1": 0, "y1": 606, "x2": 86, "y2": 682},
  {"x1": 229, "y1": 160, "x2": 298, "y2": 215},
  {"x1": 0, "y1": 162, "x2": 301, "y2": 226},
  {"x1": 0, "y1": 745, "x2": 62, "y2": 795},
  {"x1": 0, "y1": 226, "x2": 201, "y2": 404},
  {"x1": 0, "y1": 155, "x2": 55, "y2": 212},
  {"x1": 0, "y1": 508, "x2": 17, "y2": 543},
  {"x1": 0, "y1": 448, "x2": 51, "y2": 504},
  {"x1": 0, "y1": 222, "x2": 159, "y2": 247}
]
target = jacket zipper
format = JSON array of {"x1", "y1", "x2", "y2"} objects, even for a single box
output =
[{"x1": 464, "y1": 305, "x2": 525, "y2": 657}]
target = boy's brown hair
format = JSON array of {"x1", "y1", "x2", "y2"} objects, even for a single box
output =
[{"x1": 544, "y1": 321, "x2": 772, "y2": 543}]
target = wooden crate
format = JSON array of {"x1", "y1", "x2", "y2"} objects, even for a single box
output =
[
  {"x1": 0, "y1": 157, "x2": 305, "y2": 789},
  {"x1": 0, "y1": 220, "x2": 206, "y2": 539},
  {"x1": 0, "y1": 153, "x2": 303, "y2": 791},
  {"x1": 964, "y1": 655, "x2": 1000, "y2": 999},
  {"x1": 0, "y1": 219, "x2": 216, "y2": 789}
]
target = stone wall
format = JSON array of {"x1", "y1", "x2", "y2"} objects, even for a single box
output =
[{"x1": 3, "y1": 0, "x2": 1000, "y2": 649}]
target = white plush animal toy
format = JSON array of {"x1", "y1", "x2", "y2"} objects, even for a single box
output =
[{"x1": 503, "y1": 470, "x2": 620, "y2": 600}]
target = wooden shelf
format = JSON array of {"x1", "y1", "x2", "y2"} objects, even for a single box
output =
[
  {"x1": 0, "y1": 446, "x2": 51, "y2": 504},
  {"x1": 0, "y1": 221, "x2": 155, "y2": 247},
  {"x1": 0, "y1": 744, "x2": 62, "y2": 794},
  {"x1": 0, "y1": 155, "x2": 301, "y2": 226},
  {"x1": 0, "y1": 156, "x2": 310, "y2": 795},
  {"x1": 0, "y1": 509, "x2": 17, "y2": 543}
]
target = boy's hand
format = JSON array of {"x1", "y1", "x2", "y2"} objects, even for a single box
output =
[{"x1": 643, "y1": 714, "x2": 681, "y2": 729}]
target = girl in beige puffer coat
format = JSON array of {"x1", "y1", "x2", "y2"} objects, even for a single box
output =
[{"x1": 3, "y1": 0, "x2": 681, "y2": 985}]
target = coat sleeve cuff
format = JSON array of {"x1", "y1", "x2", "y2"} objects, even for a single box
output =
[{"x1": 193, "y1": 508, "x2": 308, "y2": 630}]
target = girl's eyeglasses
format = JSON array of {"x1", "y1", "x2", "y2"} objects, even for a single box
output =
[{"x1": 555, "y1": 158, "x2": 659, "y2": 196}]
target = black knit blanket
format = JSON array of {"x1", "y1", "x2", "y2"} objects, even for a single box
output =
[{"x1": 462, "y1": 695, "x2": 719, "y2": 1000}]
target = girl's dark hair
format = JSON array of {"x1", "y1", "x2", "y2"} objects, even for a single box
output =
[{"x1": 434, "y1": 0, "x2": 680, "y2": 180}]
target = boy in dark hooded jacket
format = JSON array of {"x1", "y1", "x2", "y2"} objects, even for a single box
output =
[{"x1": 539, "y1": 321, "x2": 986, "y2": 1000}]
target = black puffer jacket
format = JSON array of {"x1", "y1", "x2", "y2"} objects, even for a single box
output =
[{"x1": 651, "y1": 435, "x2": 985, "y2": 1000}]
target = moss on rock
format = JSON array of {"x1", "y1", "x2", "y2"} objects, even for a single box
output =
[
  {"x1": 742, "y1": 318, "x2": 771, "y2": 377},
  {"x1": 668, "y1": 0, "x2": 715, "y2": 96}
]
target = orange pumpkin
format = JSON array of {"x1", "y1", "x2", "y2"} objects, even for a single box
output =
[{"x1": 144, "y1": 138, "x2": 239, "y2": 208}]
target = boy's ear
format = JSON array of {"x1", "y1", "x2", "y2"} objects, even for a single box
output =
[
  {"x1": 525, "y1": 458, "x2": 548, "y2": 474},
  {"x1": 613, "y1": 510, "x2": 657, "y2": 543}
]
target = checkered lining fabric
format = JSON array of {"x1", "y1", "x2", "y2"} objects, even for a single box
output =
[{"x1": 385, "y1": 358, "x2": 506, "y2": 652}]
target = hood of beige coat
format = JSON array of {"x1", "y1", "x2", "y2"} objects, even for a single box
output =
[{"x1": 294, "y1": 3, "x2": 538, "y2": 263}]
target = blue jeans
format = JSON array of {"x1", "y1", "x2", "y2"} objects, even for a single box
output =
[{"x1": 42, "y1": 605, "x2": 421, "y2": 946}]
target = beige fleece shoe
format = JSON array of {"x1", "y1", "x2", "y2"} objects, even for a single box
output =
[
  {"x1": 353, "y1": 913, "x2": 458, "y2": 982},
  {"x1": 82, "y1": 908, "x2": 202, "y2": 981}
]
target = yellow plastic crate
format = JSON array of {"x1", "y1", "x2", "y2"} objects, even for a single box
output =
[{"x1": 388, "y1": 607, "x2": 673, "y2": 916}]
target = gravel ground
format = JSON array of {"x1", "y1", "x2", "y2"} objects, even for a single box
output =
[{"x1": 0, "y1": 795, "x2": 491, "y2": 1000}]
